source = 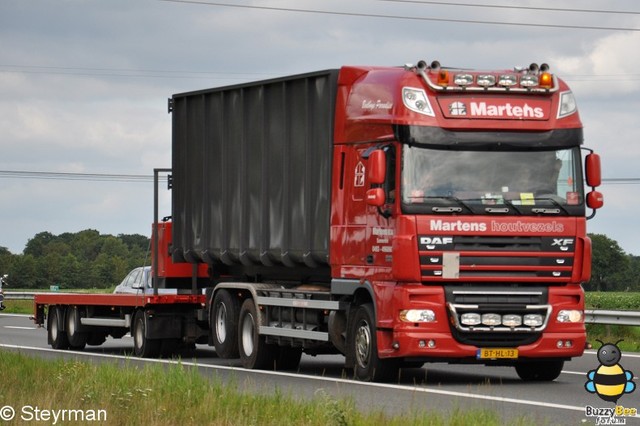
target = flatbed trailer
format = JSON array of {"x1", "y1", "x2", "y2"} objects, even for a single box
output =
[{"x1": 33, "y1": 292, "x2": 208, "y2": 357}]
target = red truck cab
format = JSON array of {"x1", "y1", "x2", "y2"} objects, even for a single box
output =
[{"x1": 328, "y1": 61, "x2": 602, "y2": 380}]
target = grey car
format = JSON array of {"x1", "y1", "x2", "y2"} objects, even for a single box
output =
[{"x1": 113, "y1": 267, "x2": 151, "y2": 294}]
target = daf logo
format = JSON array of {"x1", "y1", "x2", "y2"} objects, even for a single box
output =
[
  {"x1": 420, "y1": 236, "x2": 453, "y2": 250},
  {"x1": 551, "y1": 238, "x2": 574, "y2": 251},
  {"x1": 449, "y1": 101, "x2": 467, "y2": 116}
]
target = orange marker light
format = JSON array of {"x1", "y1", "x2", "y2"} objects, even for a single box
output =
[
  {"x1": 539, "y1": 72, "x2": 553, "y2": 88},
  {"x1": 437, "y1": 70, "x2": 449, "y2": 87}
]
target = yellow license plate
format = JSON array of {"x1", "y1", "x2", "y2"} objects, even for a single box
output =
[{"x1": 477, "y1": 348, "x2": 518, "y2": 359}]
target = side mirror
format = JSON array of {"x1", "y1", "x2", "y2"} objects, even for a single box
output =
[
  {"x1": 586, "y1": 190, "x2": 604, "y2": 210},
  {"x1": 368, "y1": 150, "x2": 386, "y2": 184},
  {"x1": 585, "y1": 153, "x2": 601, "y2": 187},
  {"x1": 366, "y1": 188, "x2": 386, "y2": 207}
]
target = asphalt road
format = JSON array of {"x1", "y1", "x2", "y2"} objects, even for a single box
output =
[{"x1": 1, "y1": 313, "x2": 639, "y2": 425}]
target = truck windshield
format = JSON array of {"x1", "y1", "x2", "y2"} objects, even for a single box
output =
[{"x1": 401, "y1": 146, "x2": 585, "y2": 215}]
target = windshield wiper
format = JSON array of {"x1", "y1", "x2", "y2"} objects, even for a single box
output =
[
  {"x1": 421, "y1": 196, "x2": 470, "y2": 213},
  {"x1": 532, "y1": 197, "x2": 570, "y2": 215}
]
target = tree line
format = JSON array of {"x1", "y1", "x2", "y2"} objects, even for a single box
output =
[
  {"x1": 587, "y1": 234, "x2": 640, "y2": 292},
  {"x1": 0, "y1": 230, "x2": 150, "y2": 289},
  {"x1": 0, "y1": 230, "x2": 638, "y2": 291}
]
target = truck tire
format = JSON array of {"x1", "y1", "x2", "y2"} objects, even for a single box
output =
[
  {"x1": 211, "y1": 289, "x2": 240, "y2": 358},
  {"x1": 132, "y1": 310, "x2": 161, "y2": 358},
  {"x1": 48, "y1": 306, "x2": 69, "y2": 350},
  {"x1": 515, "y1": 359, "x2": 564, "y2": 381},
  {"x1": 238, "y1": 298, "x2": 276, "y2": 369},
  {"x1": 66, "y1": 306, "x2": 88, "y2": 349},
  {"x1": 350, "y1": 303, "x2": 399, "y2": 382}
]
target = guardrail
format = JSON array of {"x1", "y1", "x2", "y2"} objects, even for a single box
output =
[
  {"x1": 4, "y1": 292, "x2": 640, "y2": 326},
  {"x1": 4, "y1": 291, "x2": 37, "y2": 300},
  {"x1": 584, "y1": 309, "x2": 640, "y2": 326}
]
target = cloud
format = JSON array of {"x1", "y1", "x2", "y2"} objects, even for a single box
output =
[{"x1": 0, "y1": 0, "x2": 639, "y2": 255}]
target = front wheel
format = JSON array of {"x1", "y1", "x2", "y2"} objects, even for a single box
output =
[
  {"x1": 350, "y1": 303, "x2": 399, "y2": 382},
  {"x1": 515, "y1": 359, "x2": 564, "y2": 381}
]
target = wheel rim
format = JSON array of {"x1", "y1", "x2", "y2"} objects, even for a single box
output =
[
  {"x1": 215, "y1": 302, "x2": 227, "y2": 343},
  {"x1": 135, "y1": 317, "x2": 144, "y2": 349},
  {"x1": 354, "y1": 319, "x2": 372, "y2": 369},
  {"x1": 241, "y1": 312, "x2": 255, "y2": 357},
  {"x1": 68, "y1": 310, "x2": 75, "y2": 335},
  {"x1": 50, "y1": 310, "x2": 59, "y2": 339}
]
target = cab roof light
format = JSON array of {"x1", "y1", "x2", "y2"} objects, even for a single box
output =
[
  {"x1": 520, "y1": 74, "x2": 538, "y2": 87},
  {"x1": 454, "y1": 73, "x2": 473, "y2": 87},
  {"x1": 437, "y1": 70, "x2": 449, "y2": 87},
  {"x1": 498, "y1": 74, "x2": 517, "y2": 87},
  {"x1": 477, "y1": 74, "x2": 496, "y2": 87},
  {"x1": 539, "y1": 72, "x2": 553, "y2": 89}
]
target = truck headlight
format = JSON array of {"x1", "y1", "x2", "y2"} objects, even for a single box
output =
[
  {"x1": 557, "y1": 310, "x2": 583, "y2": 323},
  {"x1": 460, "y1": 313, "x2": 481, "y2": 326},
  {"x1": 523, "y1": 314, "x2": 544, "y2": 327},
  {"x1": 501, "y1": 314, "x2": 522, "y2": 327},
  {"x1": 400, "y1": 309, "x2": 436, "y2": 323},
  {"x1": 481, "y1": 313, "x2": 501, "y2": 326}
]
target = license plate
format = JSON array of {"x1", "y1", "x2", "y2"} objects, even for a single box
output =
[{"x1": 477, "y1": 348, "x2": 518, "y2": 359}]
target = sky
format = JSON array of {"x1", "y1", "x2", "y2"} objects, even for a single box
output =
[{"x1": 1, "y1": 0, "x2": 639, "y2": 255}]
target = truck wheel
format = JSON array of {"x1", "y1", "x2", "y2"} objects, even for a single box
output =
[
  {"x1": 211, "y1": 289, "x2": 240, "y2": 358},
  {"x1": 350, "y1": 303, "x2": 399, "y2": 382},
  {"x1": 66, "y1": 306, "x2": 87, "y2": 349},
  {"x1": 515, "y1": 359, "x2": 564, "y2": 381},
  {"x1": 48, "y1": 306, "x2": 69, "y2": 350},
  {"x1": 238, "y1": 299, "x2": 276, "y2": 369},
  {"x1": 132, "y1": 310, "x2": 161, "y2": 358}
]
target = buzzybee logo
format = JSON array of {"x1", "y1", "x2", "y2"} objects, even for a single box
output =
[{"x1": 584, "y1": 340, "x2": 637, "y2": 424}]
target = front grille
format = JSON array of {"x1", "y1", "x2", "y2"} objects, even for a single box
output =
[{"x1": 419, "y1": 235, "x2": 574, "y2": 281}]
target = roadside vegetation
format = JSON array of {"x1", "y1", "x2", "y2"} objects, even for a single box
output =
[
  {"x1": 0, "y1": 350, "x2": 536, "y2": 426},
  {"x1": 0, "y1": 230, "x2": 150, "y2": 289},
  {"x1": 585, "y1": 292, "x2": 640, "y2": 352}
]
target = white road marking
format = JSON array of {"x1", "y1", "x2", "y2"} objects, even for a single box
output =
[
  {"x1": 3, "y1": 326, "x2": 37, "y2": 330},
  {"x1": 585, "y1": 349, "x2": 640, "y2": 359}
]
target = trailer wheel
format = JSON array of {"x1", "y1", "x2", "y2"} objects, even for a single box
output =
[
  {"x1": 238, "y1": 299, "x2": 276, "y2": 369},
  {"x1": 515, "y1": 359, "x2": 564, "y2": 381},
  {"x1": 132, "y1": 310, "x2": 161, "y2": 358},
  {"x1": 211, "y1": 289, "x2": 240, "y2": 358},
  {"x1": 66, "y1": 306, "x2": 87, "y2": 349},
  {"x1": 48, "y1": 306, "x2": 69, "y2": 350},
  {"x1": 350, "y1": 303, "x2": 399, "y2": 382}
]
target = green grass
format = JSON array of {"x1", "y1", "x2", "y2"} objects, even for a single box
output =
[
  {"x1": 586, "y1": 324, "x2": 640, "y2": 352},
  {"x1": 2, "y1": 299, "x2": 32, "y2": 314},
  {"x1": 0, "y1": 350, "x2": 533, "y2": 426}
]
